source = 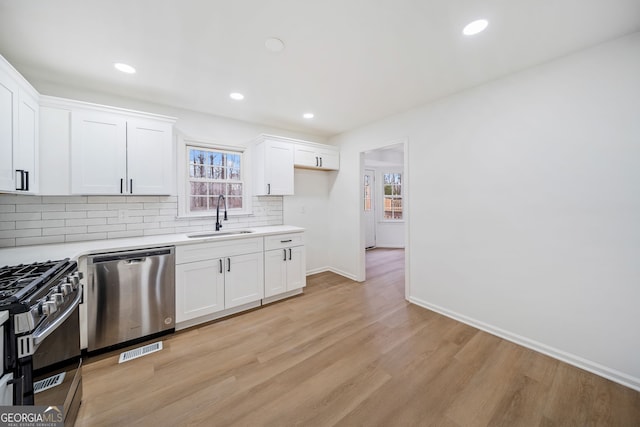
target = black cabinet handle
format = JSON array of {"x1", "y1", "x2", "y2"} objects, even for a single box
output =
[
  {"x1": 15, "y1": 170, "x2": 25, "y2": 191},
  {"x1": 130, "y1": 179, "x2": 133, "y2": 194},
  {"x1": 283, "y1": 249, "x2": 287, "y2": 261},
  {"x1": 24, "y1": 170, "x2": 29, "y2": 191},
  {"x1": 120, "y1": 178, "x2": 124, "y2": 194},
  {"x1": 289, "y1": 248, "x2": 292, "y2": 260},
  {"x1": 267, "y1": 183, "x2": 271, "y2": 195},
  {"x1": 315, "y1": 156, "x2": 319, "y2": 167},
  {"x1": 280, "y1": 239, "x2": 292, "y2": 243},
  {"x1": 319, "y1": 157, "x2": 323, "y2": 167},
  {"x1": 227, "y1": 258, "x2": 231, "y2": 272},
  {"x1": 219, "y1": 259, "x2": 223, "y2": 274}
]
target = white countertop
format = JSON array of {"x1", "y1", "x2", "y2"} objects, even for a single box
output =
[{"x1": 0, "y1": 225, "x2": 304, "y2": 266}]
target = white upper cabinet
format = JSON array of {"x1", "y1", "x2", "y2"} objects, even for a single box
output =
[
  {"x1": 39, "y1": 97, "x2": 176, "y2": 195},
  {"x1": 252, "y1": 136, "x2": 295, "y2": 195},
  {"x1": 294, "y1": 143, "x2": 339, "y2": 170},
  {"x1": 0, "y1": 55, "x2": 39, "y2": 193},
  {"x1": 71, "y1": 110, "x2": 128, "y2": 194},
  {"x1": 251, "y1": 134, "x2": 340, "y2": 196}
]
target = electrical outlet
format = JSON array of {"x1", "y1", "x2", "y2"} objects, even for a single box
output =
[{"x1": 118, "y1": 210, "x2": 126, "y2": 221}]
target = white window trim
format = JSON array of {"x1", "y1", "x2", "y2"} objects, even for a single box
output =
[{"x1": 176, "y1": 133, "x2": 253, "y2": 218}]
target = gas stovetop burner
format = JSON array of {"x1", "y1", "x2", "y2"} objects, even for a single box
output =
[{"x1": 0, "y1": 259, "x2": 72, "y2": 305}]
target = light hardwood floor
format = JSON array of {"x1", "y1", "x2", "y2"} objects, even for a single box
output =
[{"x1": 76, "y1": 248, "x2": 640, "y2": 426}]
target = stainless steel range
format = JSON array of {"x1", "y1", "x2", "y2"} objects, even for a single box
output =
[{"x1": 0, "y1": 258, "x2": 83, "y2": 426}]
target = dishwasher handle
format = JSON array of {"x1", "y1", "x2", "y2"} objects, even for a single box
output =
[{"x1": 89, "y1": 247, "x2": 174, "y2": 264}]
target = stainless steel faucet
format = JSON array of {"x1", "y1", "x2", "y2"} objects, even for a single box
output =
[{"x1": 216, "y1": 194, "x2": 227, "y2": 231}]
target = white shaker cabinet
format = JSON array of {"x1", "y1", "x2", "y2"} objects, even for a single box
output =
[
  {"x1": 175, "y1": 237, "x2": 264, "y2": 325},
  {"x1": 0, "y1": 55, "x2": 39, "y2": 193},
  {"x1": 71, "y1": 110, "x2": 174, "y2": 195},
  {"x1": 294, "y1": 143, "x2": 339, "y2": 171},
  {"x1": 264, "y1": 232, "x2": 306, "y2": 298},
  {"x1": 175, "y1": 259, "x2": 225, "y2": 322},
  {"x1": 252, "y1": 136, "x2": 294, "y2": 195}
]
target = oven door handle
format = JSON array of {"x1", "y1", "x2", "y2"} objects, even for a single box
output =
[{"x1": 32, "y1": 287, "x2": 82, "y2": 348}]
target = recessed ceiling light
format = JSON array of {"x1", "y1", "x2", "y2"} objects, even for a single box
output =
[
  {"x1": 230, "y1": 92, "x2": 245, "y2": 101},
  {"x1": 114, "y1": 62, "x2": 136, "y2": 74},
  {"x1": 303, "y1": 113, "x2": 314, "y2": 119},
  {"x1": 265, "y1": 37, "x2": 285, "y2": 53},
  {"x1": 463, "y1": 19, "x2": 489, "y2": 36}
]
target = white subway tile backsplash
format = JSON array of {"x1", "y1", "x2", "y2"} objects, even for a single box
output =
[
  {"x1": 88, "y1": 224, "x2": 126, "y2": 233},
  {"x1": 16, "y1": 220, "x2": 65, "y2": 229},
  {"x1": 0, "y1": 229, "x2": 42, "y2": 238},
  {"x1": 0, "y1": 213, "x2": 42, "y2": 221},
  {"x1": 65, "y1": 218, "x2": 107, "y2": 227},
  {"x1": 108, "y1": 230, "x2": 144, "y2": 239},
  {"x1": 0, "y1": 194, "x2": 283, "y2": 247},
  {"x1": 65, "y1": 233, "x2": 108, "y2": 242},
  {"x1": 0, "y1": 222, "x2": 15, "y2": 231},
  {"x1": 16, "y1": 236, "x2": 65, "y2": 246},
  {"x1": 16, "y1": 204, "x2": 65, "y2": 213},
  {"x1": 0, "y1": 238, "x2": 16, "y2": 248},
  {"x1": 66, "y1": 204, "x2": 108, "y2": 211},
  {"x1": 42, "y1": 226, "x2": 87, "y2": 236},
  {"x1": 42, "y1": 211, "x2": 87, "y2": 220}
]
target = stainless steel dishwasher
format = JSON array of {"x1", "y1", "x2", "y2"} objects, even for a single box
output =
[{"x1": 87, "y1": 247, "x2": 175, "y2": 352}]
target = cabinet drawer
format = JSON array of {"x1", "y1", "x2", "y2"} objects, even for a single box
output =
[
  {"x1": 264, "y1": 233, "x2": 305, "y2": 250},
  {"x1": 176, "y1": 237, "x2": 264, "y2": 264}
]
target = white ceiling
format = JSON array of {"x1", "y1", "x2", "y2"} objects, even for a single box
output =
[{"x1": 1, "y1": 1, "x2": 639, "y2": 137}]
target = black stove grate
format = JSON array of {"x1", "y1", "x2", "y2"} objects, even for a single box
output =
[{"x1": 0, "y1": 259, "x2": 71, "y2": 303}]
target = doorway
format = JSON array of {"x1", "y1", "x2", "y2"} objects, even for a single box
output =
[{"x1": 359, "y1": 140, "x2": 409, "y2": 299}]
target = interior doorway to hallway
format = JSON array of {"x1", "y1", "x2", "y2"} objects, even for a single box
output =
[{"x1": 359, "y1": 140, "x2": 409, "y2": 300}]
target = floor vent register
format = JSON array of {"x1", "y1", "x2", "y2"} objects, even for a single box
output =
[
  {"x1": 34, "y1": 372, "x2": 66, "y2": 394},
  {"x1": 119, "y1": 341, "x2": 163, "y2": 364}
]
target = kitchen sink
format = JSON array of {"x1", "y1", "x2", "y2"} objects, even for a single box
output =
[{"x1": 186, "y1": 230, "x2": 254, "y2": 238}]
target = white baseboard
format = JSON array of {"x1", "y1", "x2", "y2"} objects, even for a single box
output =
[
  {"x1": 409, "y1": 296, "x2": 640, "y2": 392},
  {"x1": 305, "y1": 266, "x2": 359, "y2": 282}
]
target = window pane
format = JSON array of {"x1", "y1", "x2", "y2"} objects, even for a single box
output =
[
  {"x1": 208, "y1": 182, "x2": 225, "y2": 196},
  {"x1": 190, "y1": 196, "x2": 208, "y2": 211},
  {"x1": 227, "y1": 196, "x2": 243, "y2": 209},
  {"x1": 187, "y1": 146, "x2": 244, "y2": 214}
]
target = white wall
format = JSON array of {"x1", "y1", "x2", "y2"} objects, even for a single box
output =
[
  {"x1": 329, "y1": 32, "x2": 640, "y2": 390},
  {"x1": 283, "y1": 168, "x2": 333, "y2": 273}
]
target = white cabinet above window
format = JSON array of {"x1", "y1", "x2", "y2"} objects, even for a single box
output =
[{"x1": 39, "y1": 96, "x2": 176, "y2": 195}]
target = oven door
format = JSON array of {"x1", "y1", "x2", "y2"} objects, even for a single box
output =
[{"x1": 32, "y1": 304, "x2": 83, "y2": 426}]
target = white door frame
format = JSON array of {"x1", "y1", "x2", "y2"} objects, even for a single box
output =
[
  {"x1": 364, "y1": 168, "x2": 376, "y2": 248},
  {"x1": 358, "y1": 138, "x2": 410, "y2": 300}
]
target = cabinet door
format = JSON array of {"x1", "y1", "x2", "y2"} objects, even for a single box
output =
[
  {"x1": 225, "y1": 252, "x2": 264, "y2": 309},
  {"x1": 71, "y1": 111, "x2": 127, "y2": 194},
  {"x1": 39, "y1": 107, "x2": 71, "y2": 195},
  {"x1": 175, "y1": 259, "x2": 225, "y2": 323},
  {"x1": 293, "y1": 144, "x2": 318, "y2": 168},
  {"x1": 0, "y1": 69, "x2": 18, "y2": 191},
  {"x1": 286, "y1": 245, "x2": 306, "y2": 291},
  {"x1": 264, "y1": 248, "x2": 287, "y2": 298},
  {"x1": 264, "y1": 139, "x2": 294, "y2": 195},
  {"x1": 15, "y1": 89, "x2": 38, "y2": 193},
  {"x1": 126, "y1": 119, "x2": 173, "y2": 195},
  {"x1": 317, "y1": 148, "x2": 339, "y2": 170}
]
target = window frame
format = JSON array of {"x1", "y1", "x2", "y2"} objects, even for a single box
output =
[
  {"x1": 380, "y1": 171, "x2": 403, "y2": 222},
  {"x1": 177, "y1": 135, "x2": 252, "y2": 218}
]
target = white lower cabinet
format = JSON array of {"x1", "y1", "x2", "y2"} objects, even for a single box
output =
[
  {"x1": 175, "y1": 259, "x2": 225, "y2": 322},
  {"x1": 224, "y1": 253, "x2": 264, "y2": 309},
  {"x1": 265, "y1": 246, "x2": 306, "y2": 298},
  {"x1": 264, "y1": 232, "x2": 306, "y2": 298},
  {"x1": 175, "y1": 237, "x2": 264, "y2": 325}
]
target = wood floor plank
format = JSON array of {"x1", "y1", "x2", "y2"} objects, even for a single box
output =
[{"x1": 74, "y1": 248, "x2": 640, "y2": 427}]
